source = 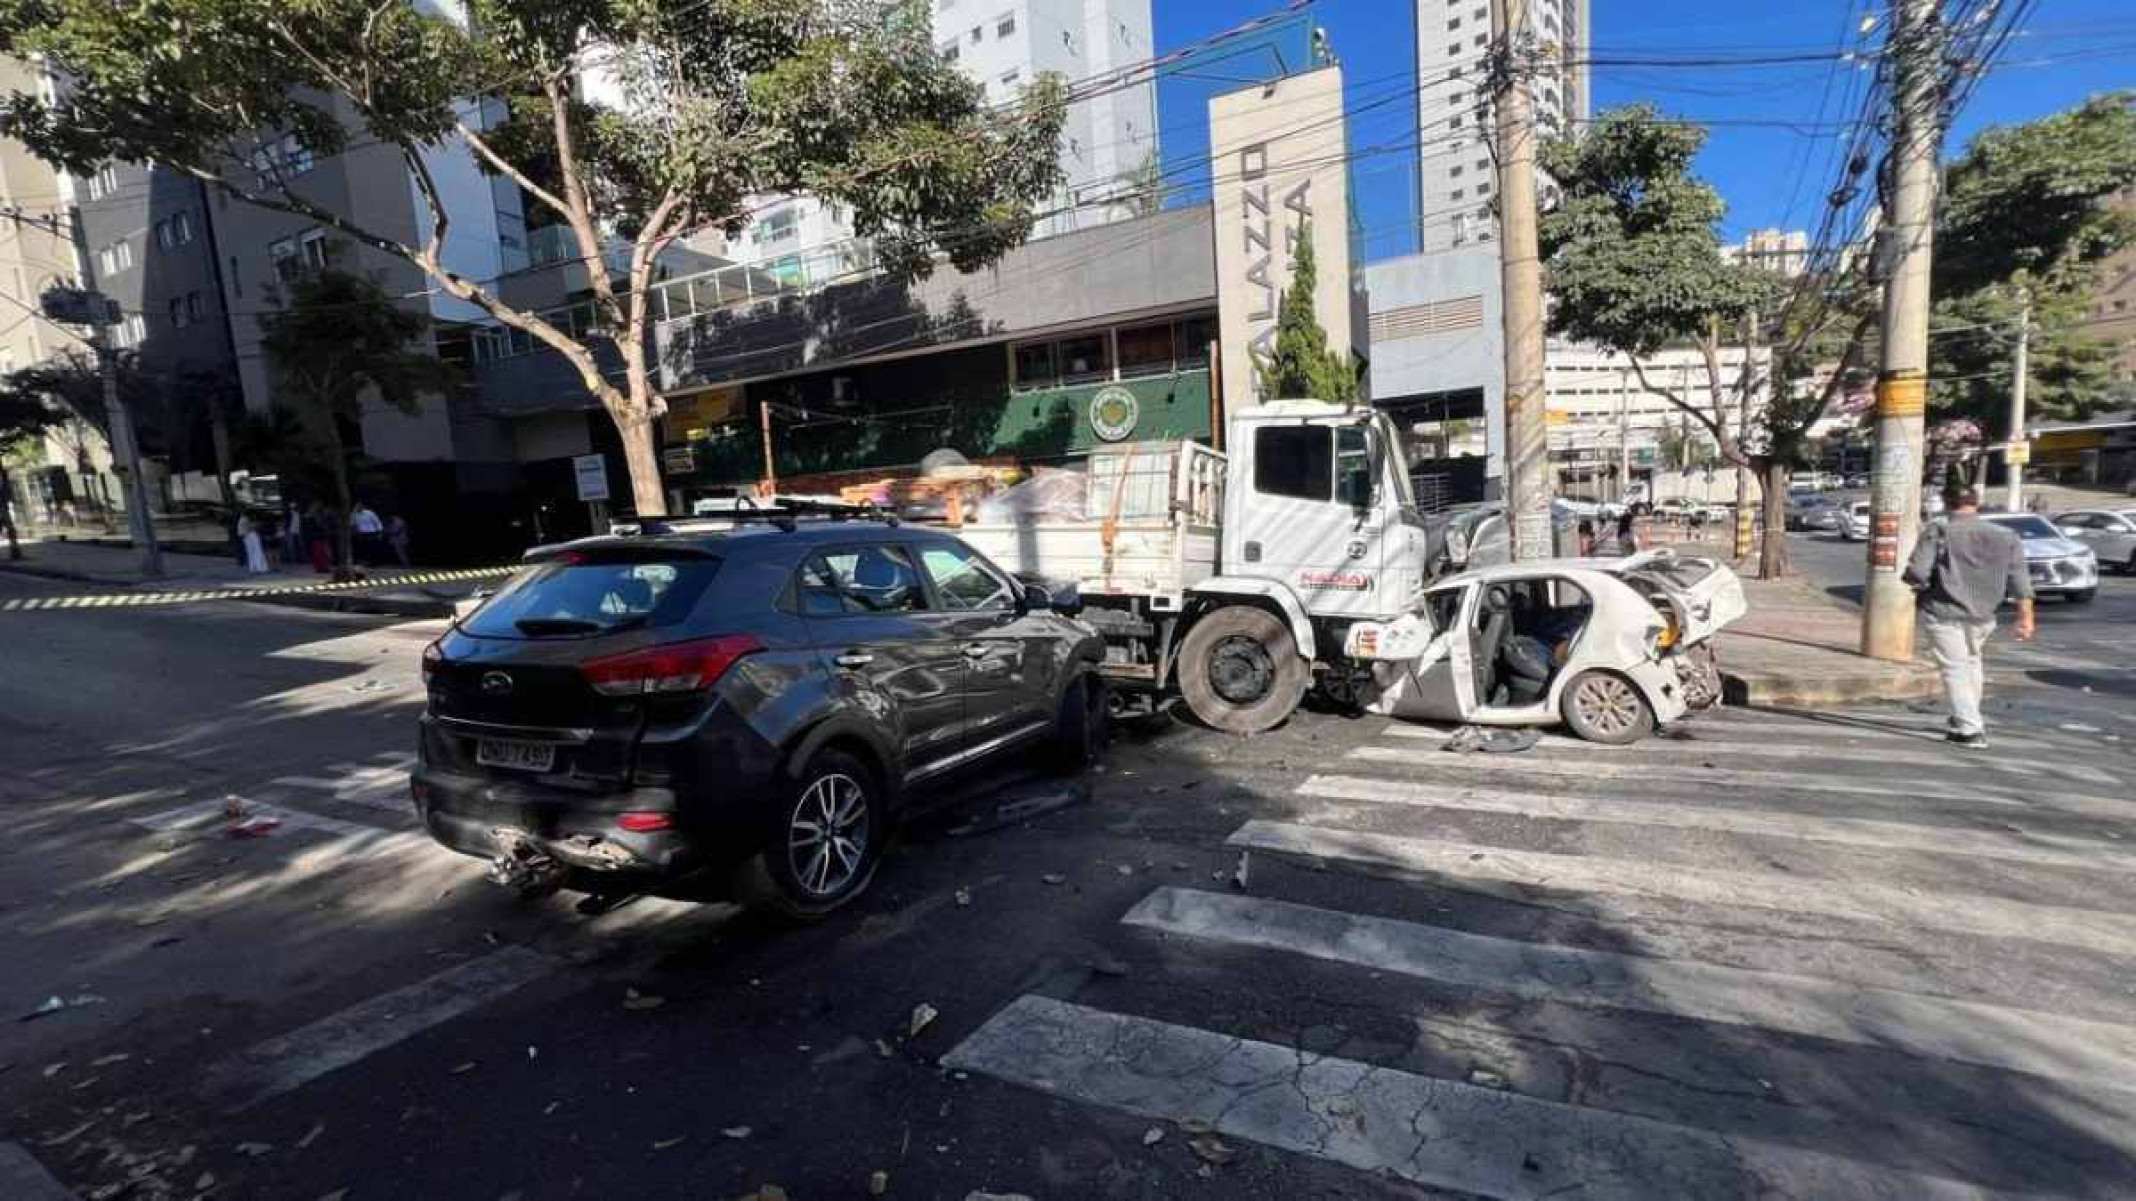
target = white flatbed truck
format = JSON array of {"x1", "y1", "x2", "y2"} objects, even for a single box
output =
[{"x1": 953, "y1": 400, "x2": 1436, "y2": 733}]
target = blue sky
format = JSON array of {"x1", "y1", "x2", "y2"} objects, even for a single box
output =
[{"x1": 1153, "y1": 0, "x2": 2136, "y2": 264}]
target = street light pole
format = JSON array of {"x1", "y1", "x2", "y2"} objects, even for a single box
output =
[
  {"x1": 1860, "y1": 0, "x2": 1941, "y2": 661},
  {"x1": 2004, "y1": 290, "x2": 2031, "y2": 513},
  {"x1": 1491, "y1": 0, "x2": 1552, "y2": 560},
  {"x1": 65, "y1": 206, "x2": 163, "y2": 578}
]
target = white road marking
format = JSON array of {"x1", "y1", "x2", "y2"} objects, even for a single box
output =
[
  {"x1": 1124, "y1": 887, "x2": 2136, "y2": 1095},
  {"x1": 199, "y1": 947, "x2": 552, "y2": 1112},
  {"x1": 1346, "y1": 745, "x2": 2136, "y2": 820},
  {"x1": 272, "y1": 755, "x2": 416, "y2": 815},
  {"x1": 1226, "y1": 820, "x2": 2136, "y2": 957},
  {"x1": 1378, "y1": 723, "x2": 2127, "y2": 786},
  {"x1": 0, "y1": 1142, "x2": 76, "y2": 1201},
  {"x1": 1295, "y1": 773, "x2": 2136, "y2": 872},
  {"x1": 943, "y1": 995, "x2": 2017, "y2": 1201}
]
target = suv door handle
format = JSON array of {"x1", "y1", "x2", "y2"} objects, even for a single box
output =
[{"x1": 833, "y1": 652, "x2": 874, "y2": 669}]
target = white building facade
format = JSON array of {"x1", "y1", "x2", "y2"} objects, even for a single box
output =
[
  {"x1": 730, "y1": 0, "x2": 1158, "y2": 280},
  {"x1": 1546, "y1": 341, "x2": 1772, "y2": 505},
  {"x1": 1413, "y1": 0, "x2": 1588, "y2": 253}
]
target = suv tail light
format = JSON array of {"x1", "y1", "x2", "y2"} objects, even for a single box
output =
[
  {"x1": 422, "y1": 640, "x2": 443, "y2": 681},
  {"x1": 581, "y1": 635, "x2": 762, "y2": 697}
]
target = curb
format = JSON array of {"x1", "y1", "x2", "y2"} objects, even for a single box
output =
[
  {"x1": 1722, "y1": 662, "x2": 1942, "y2": 708},
  {"x1": 238, "y1": 589, "x2": 455, "y2": 619}
]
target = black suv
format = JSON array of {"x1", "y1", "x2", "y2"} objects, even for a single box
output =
[{"x1": 415, "y1": 518, "x2": 1104, "y2": 917}]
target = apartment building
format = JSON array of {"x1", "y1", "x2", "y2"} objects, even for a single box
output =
[
  {"x1": 729, "y1": 0, "x2": 1159, "y2": 280},
  {"x1": 1546, "y1": 340, "x2": 1771, "y2": 504},
  {"x1": 1725, "y1": 227, "x2": 1811, "y2": 279},
  {"x1": 1413, "y1": 0, "x2": 1588, "y2": 253}
]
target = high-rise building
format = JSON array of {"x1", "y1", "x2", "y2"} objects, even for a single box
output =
[
  {"x1": 1413, "y1": 0, "x2": 1588, "y2": 253},
  {"x1": 730, "y1": 0, "x2": 1159, "y2": 276},
  {"x1": 1724, "y1": 228, "x2": 1811, "y2": 278}
]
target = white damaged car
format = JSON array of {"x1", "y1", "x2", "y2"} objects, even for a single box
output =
[{"x1": 1360, "y1": 551, "x2": 1747, "y2": 743}]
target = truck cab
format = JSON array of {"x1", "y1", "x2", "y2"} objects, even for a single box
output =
[{"x1": 1217, "y1": 402, "x2": 1431, "y2": 625}]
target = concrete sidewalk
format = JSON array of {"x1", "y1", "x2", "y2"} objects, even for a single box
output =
[
  {"x1": 0, "y1": 537, "x2": 511, "y2": 618},
  {"x1": 1715, "y1": 571, "x2": 1940, "y2": 707}
]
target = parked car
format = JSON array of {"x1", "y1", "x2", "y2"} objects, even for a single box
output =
[
  {"x1": 1982, "y1": 513, "x2": 2100, "y2": 603},
  {"x1": 1838, "y1": 501, "x2": 1871, "y2": 541},
  {"x1": 2052, "y1": 509, "x2": 2136, "y2": 575},
  {"x1": 414, "y1": 517, "x2": 1106, "y2": 917},
  {"x1": 1368, "y1": 551, "x2": 1746, "y2": 744}
]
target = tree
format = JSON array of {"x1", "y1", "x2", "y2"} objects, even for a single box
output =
[
  {"x1": 1, "y1": 0, "x2": 1070, "y2": 518},
  {"x1": 1927, "y1": 93, "x2": 2136, "y2": 434},
  {"x1": 1537, "y1": 106, "x2": 1786, "y2": 570},
  {"x1": 258, "y1": 267, "x2": 459, "y2": 576},
  {"x1": 1254, "y1": 220, "x2": 1359, "y2": 404}
]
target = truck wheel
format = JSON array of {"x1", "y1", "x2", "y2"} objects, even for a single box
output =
[
  {"x1": 1177, "y1": 605, "x2": 1309, "y2": 735},
  {"x1": 1560, "y1": 670, "x2": 1656, "y2": 745}
]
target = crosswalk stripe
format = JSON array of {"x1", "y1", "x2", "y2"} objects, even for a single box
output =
[
  {"x1": 943, "y1": 994, "x2": 2017, "y2": 1201},
  {"x1": 1346, "y1": 745, "x2": 2136, "y2": 820},
  {"x1": 1124, "y1": 887, "x2": 2136, "y2": 1094},
  {"x1": 199, "y1": 947, "x2": 552, "y2": 1112},
  {"x1": 1295, "y1": 773, "x2": 2136, "y2": 872},
  {"x1": 1378, "y1": 723, "x2": 2128, "y2": 786},
  {"x1": 1226, "y1": 820, "x2": 2136, "y2": 957}
]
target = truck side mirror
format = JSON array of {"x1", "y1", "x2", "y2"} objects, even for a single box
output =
[{"x1": 1335, "y1": 425, "x2": 1375, "y2": 510}]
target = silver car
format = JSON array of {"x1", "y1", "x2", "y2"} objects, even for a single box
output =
[
  {"x1": 2052, "y1": 509, "x2": 2136, "y2": 575},
  {"x1": 1982, "y1": 513, "x2": 2100, "y2": 603}
]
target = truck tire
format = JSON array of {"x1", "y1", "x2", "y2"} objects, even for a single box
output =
[{"x1": 1177, "y1": 605, "x2": 1309, "y2": 735}]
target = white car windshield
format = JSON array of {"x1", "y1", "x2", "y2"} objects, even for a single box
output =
[{"x1": 1987, "y1": 515, "x2": 2061, "y2": 540}]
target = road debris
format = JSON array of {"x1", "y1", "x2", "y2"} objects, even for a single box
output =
[
  {"x1": 954, "y1": 887, "x2": 971, "y2": 907},
  {"x1": 868, "y1": 1168, "x2": 890, "y2": 1195},
  {"x1": 622, "y1": 988, "x2": 666, "y2": 1011},
  {"x1": 19, "y1": 993, "x2": 107, "y2": 1022},
  {"x1": 90, "y1": 1053, "x2": 131, "y2": 1067},
  {"x1": 449, "y1": 1062, "x2": 477, "y2": 1075},
  {"x1": 1142, "y1": 1125, "x2": 1166, "y2": 1145},
  {"x1": 651, "y1": 1135, "x2": 686, "y2": 1150},
  {"x1": 1040, "y1": 873, "x2": 1067, "y2": 885},
  {"x1": 1229, "y1": 851, "x2": 1250, "y2": 891},
  {"x1": 235, "y1": 1141, "x2": 274, "y2": 1157},
  {"x1": 908, "y1": 1002, "x2": 939, "y2": 1037},
  {"x1": 962, "y1": 1193, "x2": 1035, "y2": 1201},
  {"x1": 1467, "y1": 1068, "x2": 1507, "y2": 1089},
  {"x1": 226, "y1": 815, "x2": 282, "y2": 838},
  {"x1": 1187, "y1": 1133, "x2": 1236, "y2": 1165},
  {"x1": 43, "y1": 1119, "x2": 95, "y2": 1146},
  {"x1": 722, "y1": 1126, "x2": 752, "y2": 1139},
  {"x1": 296, "y1": 1122, "x2": 326, "y2": 1150},
  {"x1": 739, "y1": 1186, "x2": 790, "y2": 1201}
]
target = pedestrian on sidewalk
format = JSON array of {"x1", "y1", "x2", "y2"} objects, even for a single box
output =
[
  {"x1": 281, "y1": 501, "x2": 305, "y2": 565},
  {"x1": 385, "y1": 513, "x2": 411, "y2": 567},
  {"x1": 1904, "y1": 485, "x2": 2035, "y2": 749},
  {"x1": 350, "y1": 502, "x2": 384, "y2": 566},
  {"x1": 306, "y1": 502, "x2": 334, "y2": 574},
  {"x1": 1577, "y1": 518, "x2": 1597, "y2": 556},
  {"x1": 1607, "y1": 511, "x2": 1640, "y2": 557},
  {"x1": 236, "y1": 512, "x2": 270, "y2": 574}
]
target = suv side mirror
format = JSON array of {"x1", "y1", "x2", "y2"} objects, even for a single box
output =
[{"x1": 1018, "y1": 581, "x2": 1052, "y2": 613}]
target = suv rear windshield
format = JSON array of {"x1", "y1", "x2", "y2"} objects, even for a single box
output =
[{"x1": 461, "y1": 557, "x2": 722, "y2": 638}]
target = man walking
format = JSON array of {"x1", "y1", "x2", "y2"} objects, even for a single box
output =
[{"x1": 1904, "y1": 486, "x2": 2034, "y2": 748}]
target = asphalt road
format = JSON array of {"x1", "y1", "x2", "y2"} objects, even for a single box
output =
[{"x1": 3, "y1": 565, "x2": 2135, "y2": 1200}]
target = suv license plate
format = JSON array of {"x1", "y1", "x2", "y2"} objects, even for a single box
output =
[{"x1": 477, "y1": 739, "x2": 555, "y2": 773}]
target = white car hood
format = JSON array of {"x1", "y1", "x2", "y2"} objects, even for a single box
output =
[{"x1": 2020, "y1": 536, "x2": 2087, "y2": 559}]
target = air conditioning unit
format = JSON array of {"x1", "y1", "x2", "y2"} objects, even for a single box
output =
[{"x1": 661, "y1": 445, "x2": 697, "y2": 474}]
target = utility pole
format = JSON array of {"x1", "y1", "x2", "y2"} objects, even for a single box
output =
[
  {"x1": 1861, "y1": 0, "x2": 1941, "y2": 661},
  {"x1": 1616, "y1": 367, "x2": 1631, "y2": 506},
  {"x1": 65, "y1": 207, "x2": 163, "y2": 578},
  {"x1": 1491, "y1": 0, "x2": 1551, "y2": 560},
  {"x1": 2003, "y1": 291, "x2": 2031, "y2": 513}
]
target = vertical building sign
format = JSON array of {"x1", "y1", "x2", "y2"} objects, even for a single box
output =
[{"x1": 1210, "y1": 66, "x2": 1358, "y2": 409}]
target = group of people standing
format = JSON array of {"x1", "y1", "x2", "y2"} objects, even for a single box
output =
[
  {"x1": 1576, "y1": 513, "x2": 1642, "y2": 558},
  {"x1": 232, "y1": 501, "x2": 410, "y2": 575}
]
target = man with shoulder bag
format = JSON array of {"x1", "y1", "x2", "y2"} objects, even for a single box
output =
[{"x1": 1902, "y1": 486, "x2": 2034, "y2": 749}]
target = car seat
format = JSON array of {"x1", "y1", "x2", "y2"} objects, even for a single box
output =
[{"x1": 1474, "y1": 586, "x2": 1512, "y2": 705}]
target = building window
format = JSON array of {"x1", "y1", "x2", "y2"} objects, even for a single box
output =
[
  {"x1": 1448, "y1": 42, "x2": 1461, "y2": 56},
  {"x1": 996, "y1": 13, "x2": 1015, "y2": 37},
  {"x1": 1476, "y1": 182, "x2": 1491, "y2": 195},
  {"x1": 941, "y1": 42, "x2": 958, "y2": 62},
  {"x1": 1450, "y1": 189, "x2": 1464, "y2": 201},
  {"x1": 229, "y1": 255, "x2": 242, "y2": 298},
  {"x1": 1057, "y1": 333, "x2": 1109, "y2": 383},
  {"x1": 84, "y1": 163, "x2": 119, "y2": 200},
  {"x1": 1449, "y1": 164, "x2": 1464, "y2": 178},
  {"x1": 97, "y1": 246, "x2": 115, "y2": 276},
  {"x1": 1448, "y1": 114, "x2": 1463, "y2": 129},
  {"x1": 754, "y1": 207, "x2": 797, "y2": 244},
  {"x1": 1448, "y1": 90, "x2": 1465, "y2": 105},
  {"x1": 999, "y1": 69, "x2": 1020, "y2": 90},
  {"x1": 1447, "y1": 16, "x2": 1461, "y2": 29},
  {"x1": 969, "y1": 25, "x2": 981, "y2": 43},
  {"x1": 280, "y1": 134, "x2": 314, "y2": 175},
  {"x1": 1474, "y1": 33, "x2": 1488, "y2": 46},
  {"x1": 300, "y1": 229, "x2": 329, "y2": 270},
  {"x1": 120, "y1": 313, "x2": 145, "y2": 346},
  {"x1": 1116, "y1": 322, "x2": 1175, "y2": 376}
]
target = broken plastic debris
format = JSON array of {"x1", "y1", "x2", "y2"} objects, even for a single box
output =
[
  {"x1": 1115, "y1": 864, "x2": 1134, "y2": 876},
  {"x1": 721, "y1": 1126, "x2": 752, "y2": 1139},
  {"x1": 740, "y1": 1186, "x2": 790, "y2": 1201},
  {"x1": 1040, "y1": 872, "x2": 1067, "y2": 885},
  {"x1": 1187, "y1": 1133, "x2": 1236, "y2": 1165},
  {"x1": 1467, "y1": 1068, "x2": 1507, "y2": 1089},
  {"x1": 19, "y1": 993, "x2": 106, "y2": 1022},
  {"x1": 954, "y1": 887, "x2": 971, "y2": 907},
  {"x1": 622, "y1": 988, "x2": 666, "y2": 1011},
  {"x1": 90, "y1": 1052, "x2": 130, "y2": 1067},
  {"x1": 651, "y1": 1135, "x2": 686, "y2": 1150},
  {"x1": 1142, "y1": 1125, "x2": 1165, "y2": 1146},
  {"x1": 235, "y1": 1141, "x2": 274, "y2": 1157},
  {"x1": 908, "y1": 1002, "x2": 939, "y2": 1037},
  {"x1": 449, "y1": 1062, "x2": 477, "y2": 1075},
  {"x1": 962, "y1": 1193, "x2": 1035, "y2": 1201},
  {"x1": 1229, "y1": 851, "x2": 1250, "y2": 891},
  {"x1": 296, "y1": 1122, "x2": 325, "y2": 1150},
  {"x1": 227, "y1": 815, "x2": 282, "y2": 838},
  {"x1": 868, "y1": 1168, "x2": 890, "y2": 1196}
]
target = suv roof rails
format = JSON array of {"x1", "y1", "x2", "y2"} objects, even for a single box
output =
[{"x1": 608, "y1": 496, "x2": 901, "y2": 538}]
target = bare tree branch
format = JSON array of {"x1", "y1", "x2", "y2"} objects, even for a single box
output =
[{"x1": 456, "y1": 121, "x2": 573, "y2": 221}]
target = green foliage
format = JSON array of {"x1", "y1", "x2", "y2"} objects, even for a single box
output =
[
  {"x1": 1929, "y1": 288, "x2": 2119, "y2": 429},
  {"x1": 1253, "y1": 222, "x2": 1358, "y2": 404},
  {"x1": 1538, "y1": 105, "x2": 1776, "y2": 358},
  {"x1": 1935, "y1": 93, "x2": 2136, "y2": 300},
  {"x1": 259, "y1": 266, "x2": 460, "y2": 430}
]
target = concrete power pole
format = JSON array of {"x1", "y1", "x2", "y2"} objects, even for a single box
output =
[
  {"x1": 65, "y1": 207, "x2": 163, "y2": 579},
  {"x1": 2004, "y1": 291, "x2": 2031, "y2": 513},
  {"x1": 1491, "y1": 0, "x2": 1552, "y2": 560},
  {"x1": 1860, "y1": 0, "x2": 1942, "y2": 661}
]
